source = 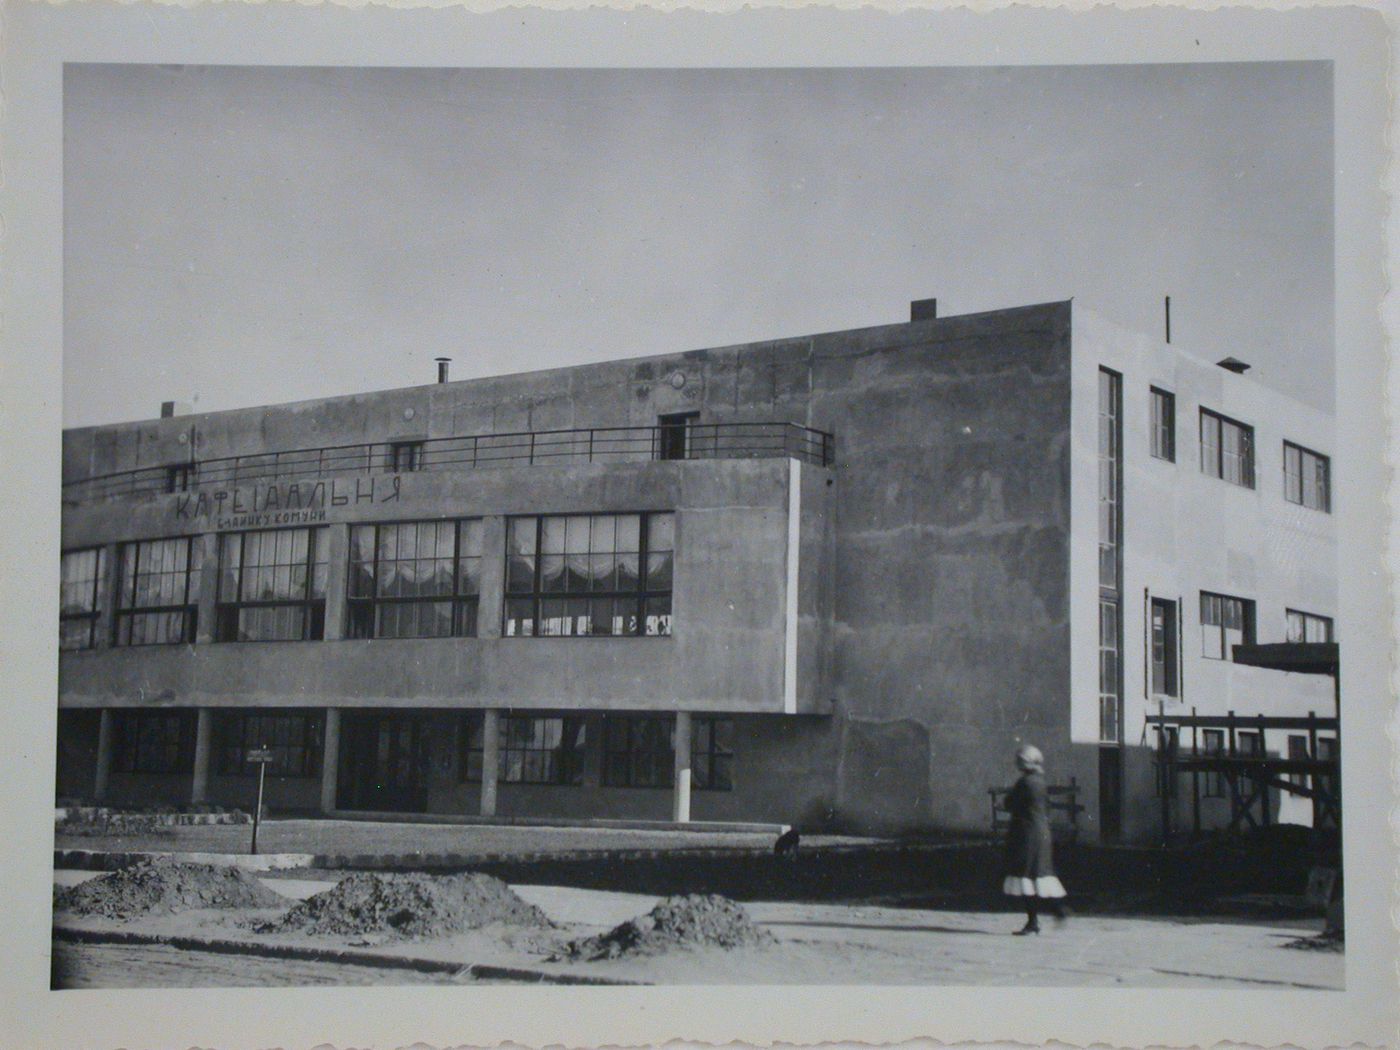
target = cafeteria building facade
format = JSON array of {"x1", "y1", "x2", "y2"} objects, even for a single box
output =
[{"x1": 55, "y1": 299, "x2": 1339, "y2": 843}]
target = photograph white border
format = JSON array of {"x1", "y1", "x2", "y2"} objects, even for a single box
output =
[{"x1": 1, "y1": 2, "x2": 1394, "y2": 1048}]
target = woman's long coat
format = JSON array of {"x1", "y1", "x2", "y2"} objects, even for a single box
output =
[{"x1": 1003, "y1": 771, "x2": 1056, "y2": 879}]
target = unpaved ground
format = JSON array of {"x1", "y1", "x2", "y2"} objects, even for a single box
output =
[
  {"x1": 51, "y1": 941, "x2": 468, "y2": 988},
  {"x1": 53, "y1": 818, "x2": 870, "y2": 857},
  {"x1": 52, "y1": 870, "x2": 1343, "y2": 989}
]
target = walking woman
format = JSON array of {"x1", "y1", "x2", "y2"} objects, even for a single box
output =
[{"x1": 1002, "y1": 744, "x2": 1068, "y2": 934}]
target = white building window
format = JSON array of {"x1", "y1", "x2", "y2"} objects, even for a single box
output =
[
  {"x1": 1286, "y1": 609, "x2": 1334, "y2": 643},
  {"x1": 1284, "y1": 441, "x2": 1330, "y2": 512},
  {"x1": 1200, "y1": 591, "x2": 1255, "y2": 660}
]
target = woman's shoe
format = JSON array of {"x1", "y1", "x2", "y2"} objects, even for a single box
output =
[{"x1": 1014, "y1": 922, "x2": 1041, "y2": 936}]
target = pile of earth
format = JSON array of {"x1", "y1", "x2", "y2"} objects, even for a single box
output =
[
  {"x1": 561, "y1": 893, "x2": 773, "y2": 960},
  {"x1": 53, "y1": 858, "x2": 285, "y2": 919},
  {"x1": 259, "y1": 871, "x2": 550, "y2": 940}
]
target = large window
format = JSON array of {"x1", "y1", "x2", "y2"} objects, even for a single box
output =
[
  {"x1": 1284, "y1": 441, "x2": 1331, "y2": 512},
  {"x1": 347, "y1": 519, "x2": 482, "y2": 639},
  {"x1": 113, "y1": 537, "x2": 202, "y2": 646},
  {"x1": 1286, "y1": 609, "x2": 1334, "y2": 644},
  {"x1": 216, "y1": 527, "x2": 328, "y2": 642},
  {"x1": 1200, "y1": 409, "x2": 1255, "y2": 488},
  {"x1": 505, "y1": 512, "x2": 674, "y2": 637},
  {"x1": 114, "y1": 710, "x2": 194, "y2": 774},
  {"x1": 1150, "y1": 388, "x2": 1176, "y2": 462},
  {"x1": 602, "y1": 715, "x2": 734, "y2": 790},
  {"x1": 1200, "y1": 591, "x2": 1255, "y2": 660},
  {"x1": 218, "y1": 712, "x2": 321, "y2": 777},
  {"x1": 60, "y1": 547, "x2": 106, "y2": 651}
]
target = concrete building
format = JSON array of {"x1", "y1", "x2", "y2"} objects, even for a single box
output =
[{"x1": 55, "y1": 299, "x2": 1337, "y2": 842}]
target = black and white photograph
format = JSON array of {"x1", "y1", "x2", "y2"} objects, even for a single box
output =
[{"x1": 2, "y1": 3, "x2": 1395, "y2": 1048}]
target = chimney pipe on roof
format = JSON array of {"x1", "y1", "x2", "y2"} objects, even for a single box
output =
[
  {"x1": 910, "y1": 298, "x2": 938, "y2": 322},
  {"x1": 1165, "y1": 296, "x2": 1171, "y2": 344},
  {"x1": 434, "y1": 357, "x2": 452, "y2": 384},
  {"x1": 160, "y1": 401, "x2": 191, "y2": 418}
]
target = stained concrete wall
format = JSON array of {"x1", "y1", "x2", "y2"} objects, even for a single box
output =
[
  {"x1": 60, "y1": 301, "x2": 1076, "y2": 834},
  {"x1": 61, "y1": 458, "x2": 827, "y2": 717}
]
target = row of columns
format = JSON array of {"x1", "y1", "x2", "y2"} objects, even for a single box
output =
[{"x1": 90, "y1": 706, "x2": 697, "y2": 823}]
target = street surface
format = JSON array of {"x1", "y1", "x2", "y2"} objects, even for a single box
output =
[{"x1": 52, "y1": 871, "x2": 1342, "y2": 989}]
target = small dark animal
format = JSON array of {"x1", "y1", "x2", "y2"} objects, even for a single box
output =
[{"x1": 774, "y1": 828, "x2": 801, "y2": 859}]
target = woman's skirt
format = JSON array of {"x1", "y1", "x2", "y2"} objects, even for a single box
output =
[{"x1": 1001, "y1": 875, "x2": 1067, "y2": 898}]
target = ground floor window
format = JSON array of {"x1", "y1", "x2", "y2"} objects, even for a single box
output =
[
  {"x1": 1201, "y1": 729, "x2": 1225, "y2": 797},
  {"x1": 460, "y1": 714, "x2": 587, "y2": 785},
  {"x1": 114, "y1": 710, "x2": 194, "y2": 774},
  {"x1": 602, "y1": 715, "x2": 733, "y2": 790},
  {"x1": 218, "y1": 712, "x2": 322, "y2": 777}
]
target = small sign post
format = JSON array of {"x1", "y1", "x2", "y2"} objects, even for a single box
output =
[{"x1": 246, "y1": 748, "x2": 275, "y2": 855}]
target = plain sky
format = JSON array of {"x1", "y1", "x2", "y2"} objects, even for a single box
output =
[{"x1": 62, "y1": 62, "x2": 1333, "y2": 427}]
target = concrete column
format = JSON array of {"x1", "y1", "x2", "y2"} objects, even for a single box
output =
[
  {"x1": 322, "y1": 524, "x2": 350, "y2": 641},
  {"x1": 193, "y1": 533, "x2": 220, "y2": 645},
  {"x1": 94, "y1": 544, "x2": 119, "y2": 648},
  {"x1": 477, "y1": 516, "x2": 506, "y2": 640},
  {"x1": 480, "y1": 708, "x2": 500, "y2": 817},
  {"x1": 320, "y1": 707, "x2": 341, "y2": 813},
  {"x1": 191, "y1": 708, "x2": 213, "y2": 804},
  {"x1": 673, "y1": 711, "x2": 692, "y2": 823},
  {"x1": 93, "y1": 709, "x2": 114, "y2": 802}
]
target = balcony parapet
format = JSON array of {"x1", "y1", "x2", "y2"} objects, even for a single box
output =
[{"x1": 64, "y1": 421, "x2": 835, "y2": 503}]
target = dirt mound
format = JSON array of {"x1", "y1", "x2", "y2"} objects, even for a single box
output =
[
  {"x1": 54, "y1": 859, "x2": 285, "y2": 919},
  {"x1": 563, "y1": 893, "x2": 773, "y2": 960},
  {"x1": 261, "y1": 871, "x2": 550, "y2": 940}
]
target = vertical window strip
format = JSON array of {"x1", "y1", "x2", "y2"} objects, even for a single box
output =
[
  {"x1": 1097, "y1": 368, "x2": 1123, "y2": 744},
  {"x1": 60, "y1": 547, "x2": 106, "y2": 651}
]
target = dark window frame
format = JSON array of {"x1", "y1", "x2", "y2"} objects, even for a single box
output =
[
  {"x1": 165, "y1": 463, "x2": 195, "y2": 493},
  {"x1": 113, "y1": 710, "x2": 195, "y2": 774},
  {"x1": 1149, "y1": 387, "x2": 1176, "y2": 462},
  {"x1": 458, "y1": 713, "x2": 589, "y2": 786},
  {"x1": 1199, "y1": 408, "x2": 1255, "y2": 489},
  {"x1": 657, "y1": 411, "x2": 701, "y2": 461},
  {"x1": 112, "y1": 537, "x2": 200, "y2": 647},
  {"x1": 1201, "y1": 728, "x2": 1225, "y2": 797},
  {"x1": 215, "y1": 526, "x2": 329, "y2": 643},
  {"x1": 1283, "y1": 441, "x2": 1331, "y2": 512},
  {"x1": 601, "y1": 714, "x2": 734, "y2": 791},
  {"x1": 503, "y1": 512, "x2": 674, "y2": 638},
  {"x1": 388, "y1": 441, "x2": 425, "y2": 473},
  {"x1": 59, "y1": 546, "x2": 106, "y2": 651},
  {"x1": 1286, "y1": 608, "x2": 1335, "y2": 644},
  {"x1": 346, "y1": 518, "x2": 482, "y2": 640},
  {"x1": 217, "y1": 711, "x2": 322, "y2": 778},
  {"x1": 1200, "y1": 590, "x2": 1256, "y2": 661},
  {"x1": 1149, "y1": 596, "x2": 1179, "y2": 698}
]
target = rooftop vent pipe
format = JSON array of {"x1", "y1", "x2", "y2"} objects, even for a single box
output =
[
  {"x1": 1216, "y1": 357, "x2": 1251, "y2": 375},
  {"x1": 160, "y1": 401, "x2": 191, "y2": 418},
  {"x1": 910, "y1": 298, "x2": 938, "y2": 322},
  {"x1": 434, "y1": 357, "x2": 452, "y2": 384}
]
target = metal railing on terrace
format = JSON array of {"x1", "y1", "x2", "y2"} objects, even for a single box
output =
[{"x1": 64, "y1": 421, "x2": 836, "y2": 502}]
